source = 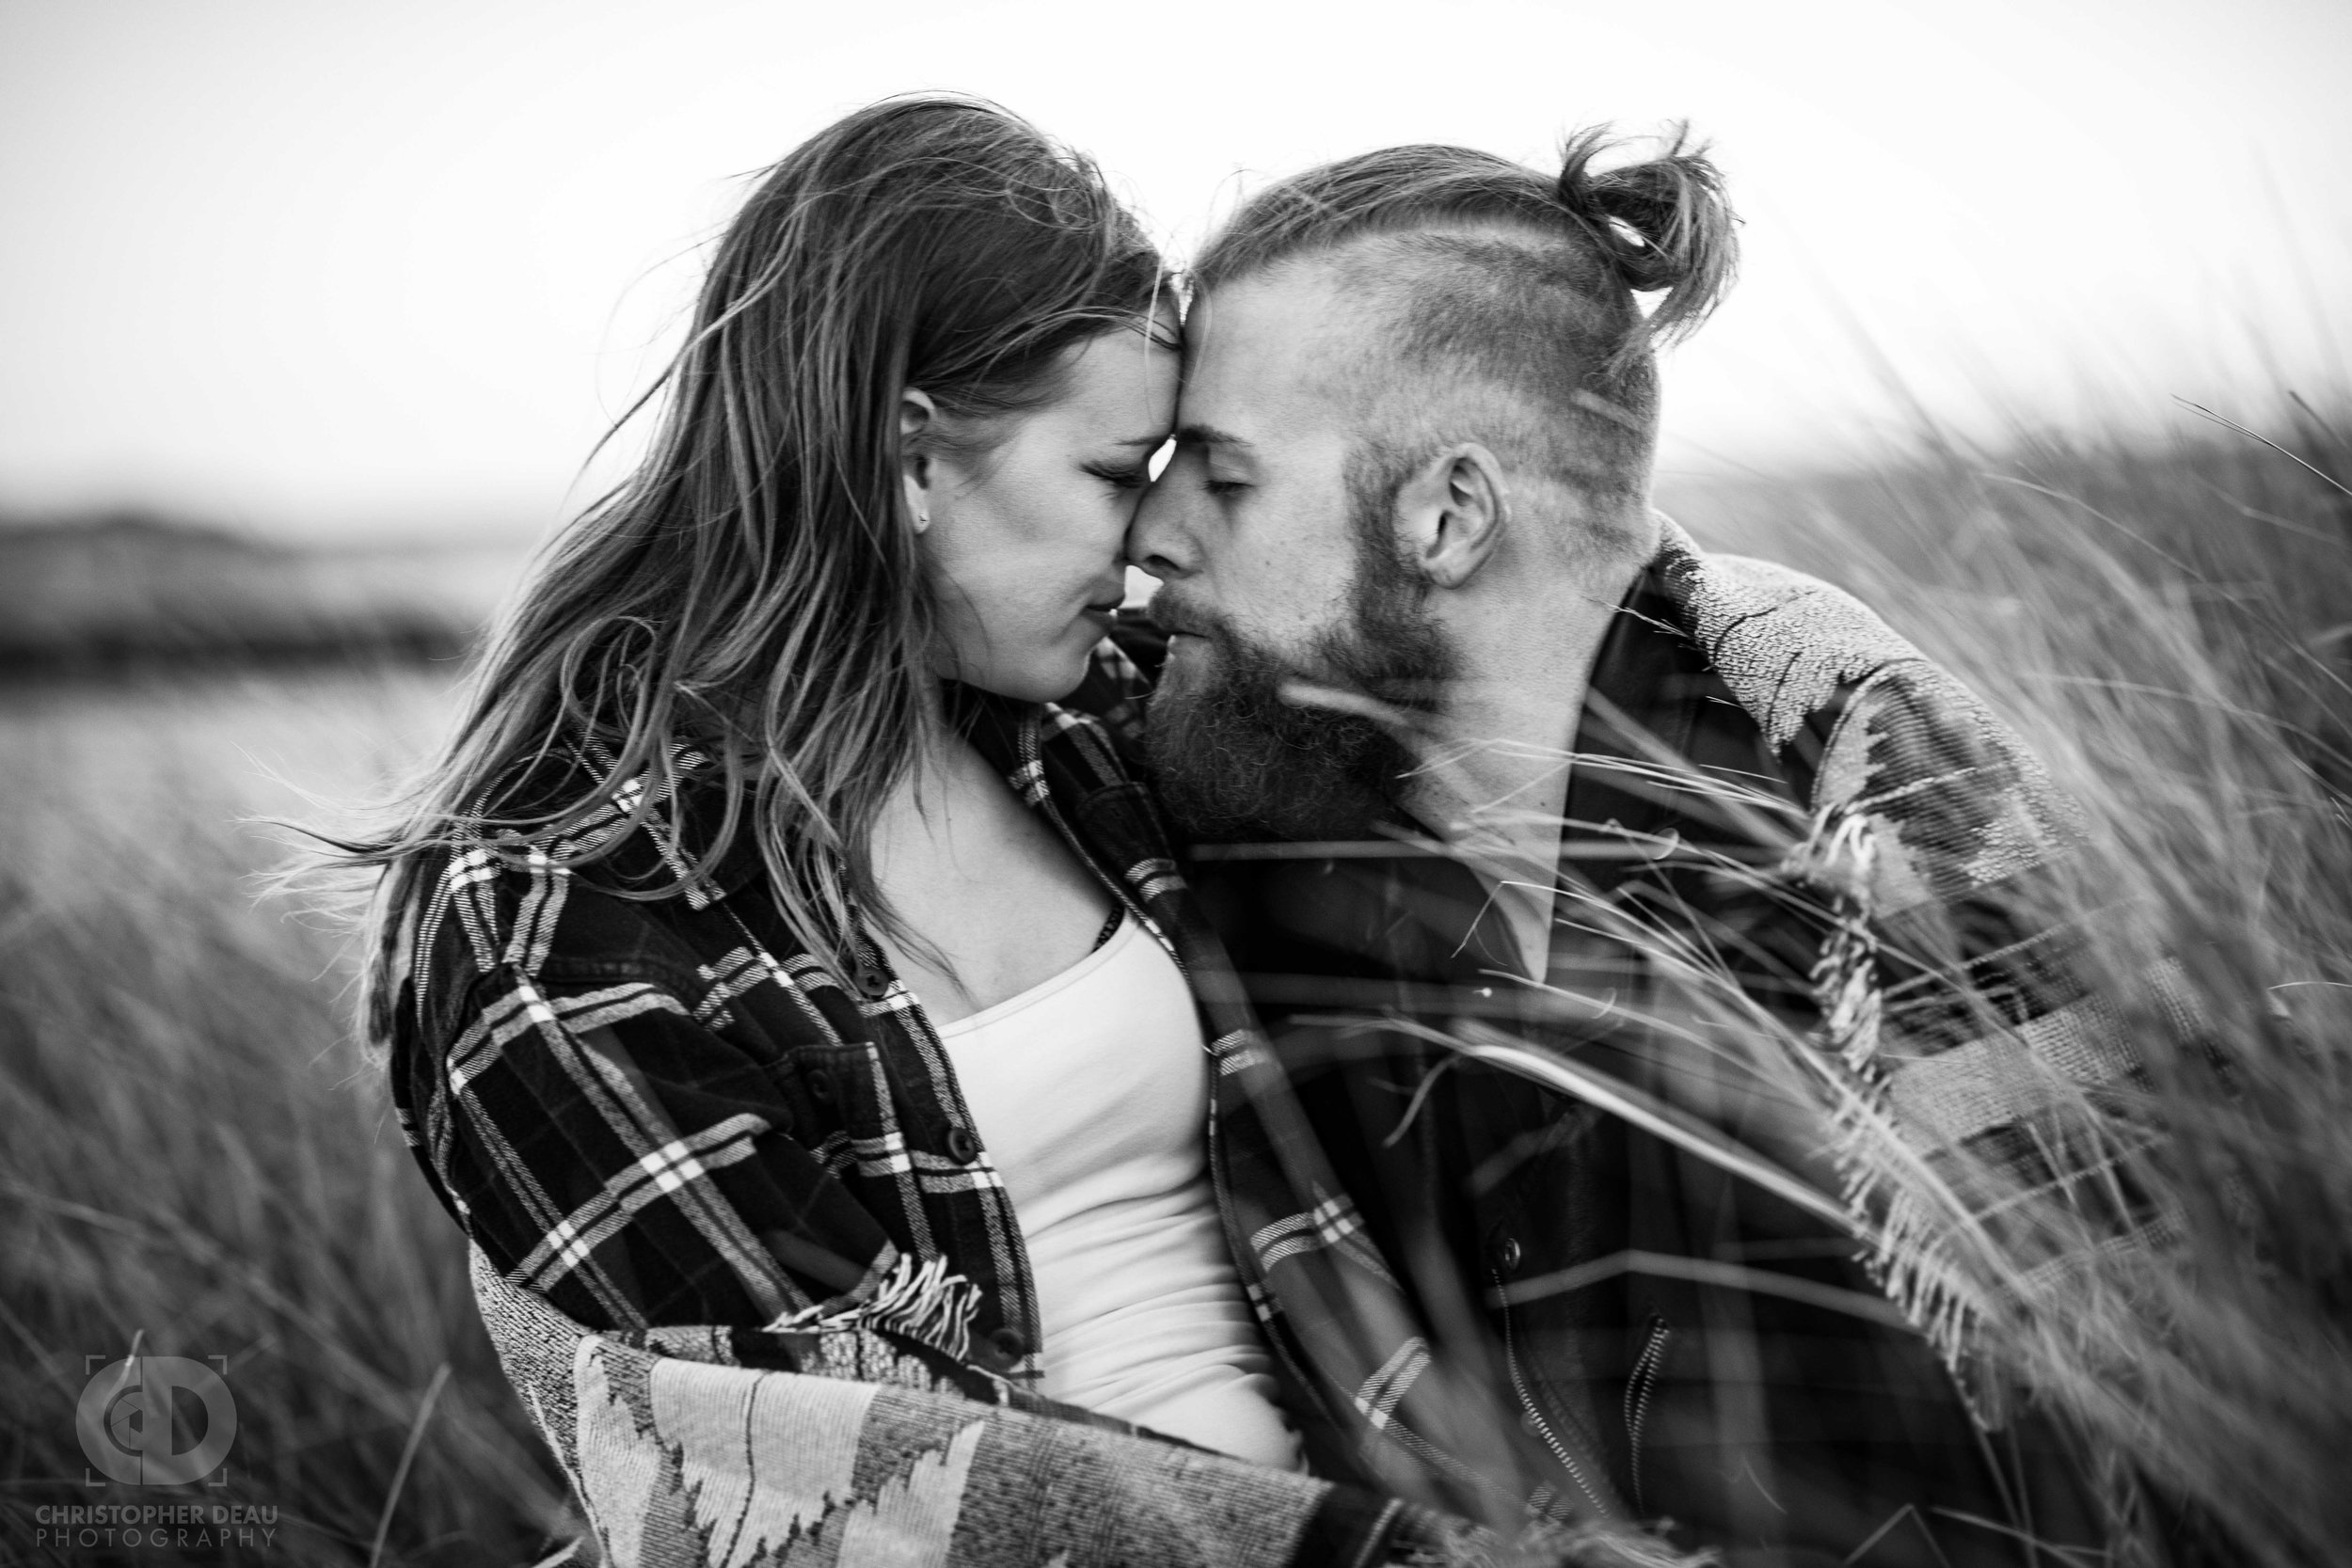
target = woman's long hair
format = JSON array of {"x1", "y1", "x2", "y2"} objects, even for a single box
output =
[{"x1": 342, "y1": 95, "x2": 1165, "y2": 1034}]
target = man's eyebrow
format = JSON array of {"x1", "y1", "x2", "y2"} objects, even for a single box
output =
[{"x1": 1175, "y1": 423, "x2": 1253, "y2": 451}]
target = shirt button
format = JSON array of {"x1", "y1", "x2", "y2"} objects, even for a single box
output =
[
  {"x1": 1493, "y1": 1234, "x2": 1524, "y2": 1275},
  {"x1": 945, "y1": 1126, "x2": 979, "y2": 1164},
  {"x1": 852, "y1": 964, "x2": 891, "y2": 999},
  {"x1": 989, "y1": 1325, "x2": 1028, "y2": 1361},
  {"x1": 805, "y1": 1069, "x2": 835, "y2": 1103}
]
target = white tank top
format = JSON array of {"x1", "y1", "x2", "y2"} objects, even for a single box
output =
[{"x1": 932, "y1": 912, "x2": 1302, "y2": 1470}]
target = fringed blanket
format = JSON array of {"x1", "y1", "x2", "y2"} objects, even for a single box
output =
[
  {"x1": 1656, "y1": 525, "x2": 2178, "y2": 1403},
  {"x1": 470, "y1": 1248, "x2": 1432, "y2": 1567}
]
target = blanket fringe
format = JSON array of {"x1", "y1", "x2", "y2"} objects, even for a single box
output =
[
  {"x1": 769, "y1": 1251, "x2": 981, "y2": 1365},
  {"x1": 1788, "y1": 804, "x2": 1995, "y2": 1422}
]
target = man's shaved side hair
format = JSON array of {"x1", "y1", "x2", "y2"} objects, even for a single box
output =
[{"x1": 1192, "y1": 127, "x2": 1738, "y2": 549}]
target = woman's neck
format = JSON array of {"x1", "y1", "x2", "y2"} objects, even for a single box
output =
[{"x1": 861, "y1": 690, "x2": 1117, "y2": 1025}]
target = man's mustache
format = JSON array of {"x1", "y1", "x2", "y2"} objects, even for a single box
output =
[
  {"x1": 1144, "y1": 588, "x2": 1226, "y2": 644},
  {"x1": 1149, "y1": 590, "x2": 1450, "y2": 722}
]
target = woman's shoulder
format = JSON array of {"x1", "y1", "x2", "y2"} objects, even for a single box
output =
[{"x1": 391, "y1": 780, "x2": 761, "y2": 1044}]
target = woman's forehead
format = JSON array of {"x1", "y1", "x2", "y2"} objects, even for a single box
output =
[{"x1": 1054, "y1": 325, "x2": 1180, "y2": 433}]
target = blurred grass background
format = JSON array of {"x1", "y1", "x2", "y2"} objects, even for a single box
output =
[
  {"x1": 1666, "y1": 401, "x2": 2352, "y2": 1565},
  {"x1": 0, "y1": 664, "x2": 575, "y2": 1564},
  {"x1": 0, "y1": 392, "x2": 2346, "y2": 1564}
]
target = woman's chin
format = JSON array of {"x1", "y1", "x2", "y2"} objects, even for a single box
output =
[
  {"x1": 942, "y1": 616, "x2": 1124, "y2": 705},
  {"x1": 950, "y1": 655, "x2": 1091, "y2": 706}
]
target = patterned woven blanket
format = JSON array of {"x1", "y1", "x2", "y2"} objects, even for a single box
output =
[
  {"x1": 1647, "y1": 523, "x2": 2175, "y2": 1417},
  {"x1": 469, "y1": 1248, "x2": 1414, "y2": 1567}
]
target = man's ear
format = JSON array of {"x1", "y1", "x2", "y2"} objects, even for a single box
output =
[
  {"x1": 899, "y1": 388, "x2": 940, "y2": 534},
  {"x1": 1394, "y1": 443, "x2": 1508, "y2": 590}
]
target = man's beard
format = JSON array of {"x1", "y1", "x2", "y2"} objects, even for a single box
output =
[{"x1": 1143, "y1": 464, "x2": 1457, "y2": 842}]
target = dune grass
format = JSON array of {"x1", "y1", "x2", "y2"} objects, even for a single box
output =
[
  {"x1": 0, "y1": 670, "x2": 574, "y2": 1565},
  {"x1": 0, "y1": 398, "x2": 2344, "y2": 1566},
  {"x1": 1654, "y1": 400, "x2": 2352, "y2": 1565}
]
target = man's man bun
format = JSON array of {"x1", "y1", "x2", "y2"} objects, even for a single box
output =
[{"x1": 1553, "y1": 124, "x2": 1739, "y2": 356}]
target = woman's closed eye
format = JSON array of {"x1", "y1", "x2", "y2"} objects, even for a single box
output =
[{"x1": 1084, "y1": 460, "x2": 1152, "y2": 491}]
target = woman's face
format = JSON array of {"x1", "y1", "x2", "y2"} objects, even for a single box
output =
[{"x1": 913, "y1": 317, "x2": 1178, "y2": 703}]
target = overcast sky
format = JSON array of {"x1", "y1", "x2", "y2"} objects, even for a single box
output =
[{"x1": 3, "y1": 0, "x2": 2347, "y2": 541}]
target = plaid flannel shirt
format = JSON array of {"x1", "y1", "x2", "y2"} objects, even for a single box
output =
[{"x1": 386, "y1": 686, "x2": 1559, "y2": 1568}]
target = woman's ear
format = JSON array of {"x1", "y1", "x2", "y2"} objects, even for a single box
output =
[
  {"x1": 1394, "y1": 443, "x2": 1509, "y2": 590},
  {"x1": 899, "y1": 388, "x2": 939, "y2": 534}
]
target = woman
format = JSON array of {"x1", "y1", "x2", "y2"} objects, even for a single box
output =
[{"x1": 348, "y1": 97, "x2": 1509, "y2": 1568}]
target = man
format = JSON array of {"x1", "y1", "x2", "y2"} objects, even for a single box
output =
[{"x1": 1120, "y1": 132, "x2": 2137, "y2": 1565}]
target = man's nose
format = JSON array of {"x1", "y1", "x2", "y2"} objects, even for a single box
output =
[{"x1": 1124, "y1": 478, "x2": 1195, "y2": 581}]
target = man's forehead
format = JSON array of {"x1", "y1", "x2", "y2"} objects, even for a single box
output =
[
  {"x1": 1178, "y1": 268, "x2": 1363, "y2": 425},
  {"x1": 1186, "y1": 270, "x2": 1350, "y2": 365}
]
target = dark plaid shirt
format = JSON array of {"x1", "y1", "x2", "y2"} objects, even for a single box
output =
[{"x1": 1163, "y1": 526, "x2": 2147, "y2": 1566}]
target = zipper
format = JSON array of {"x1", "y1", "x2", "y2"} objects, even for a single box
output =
[
  {"x1": 1624, "y1": 1313, "x2": 1672, "y2": 1515},
  {"x1": 1495, "y1": 1269, "x2": 1612, "y2": 1520}
]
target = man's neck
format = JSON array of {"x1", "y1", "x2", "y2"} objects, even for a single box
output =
[{"x1": 1403, "y1": 555, "x2": 1644, "y2": 978}]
